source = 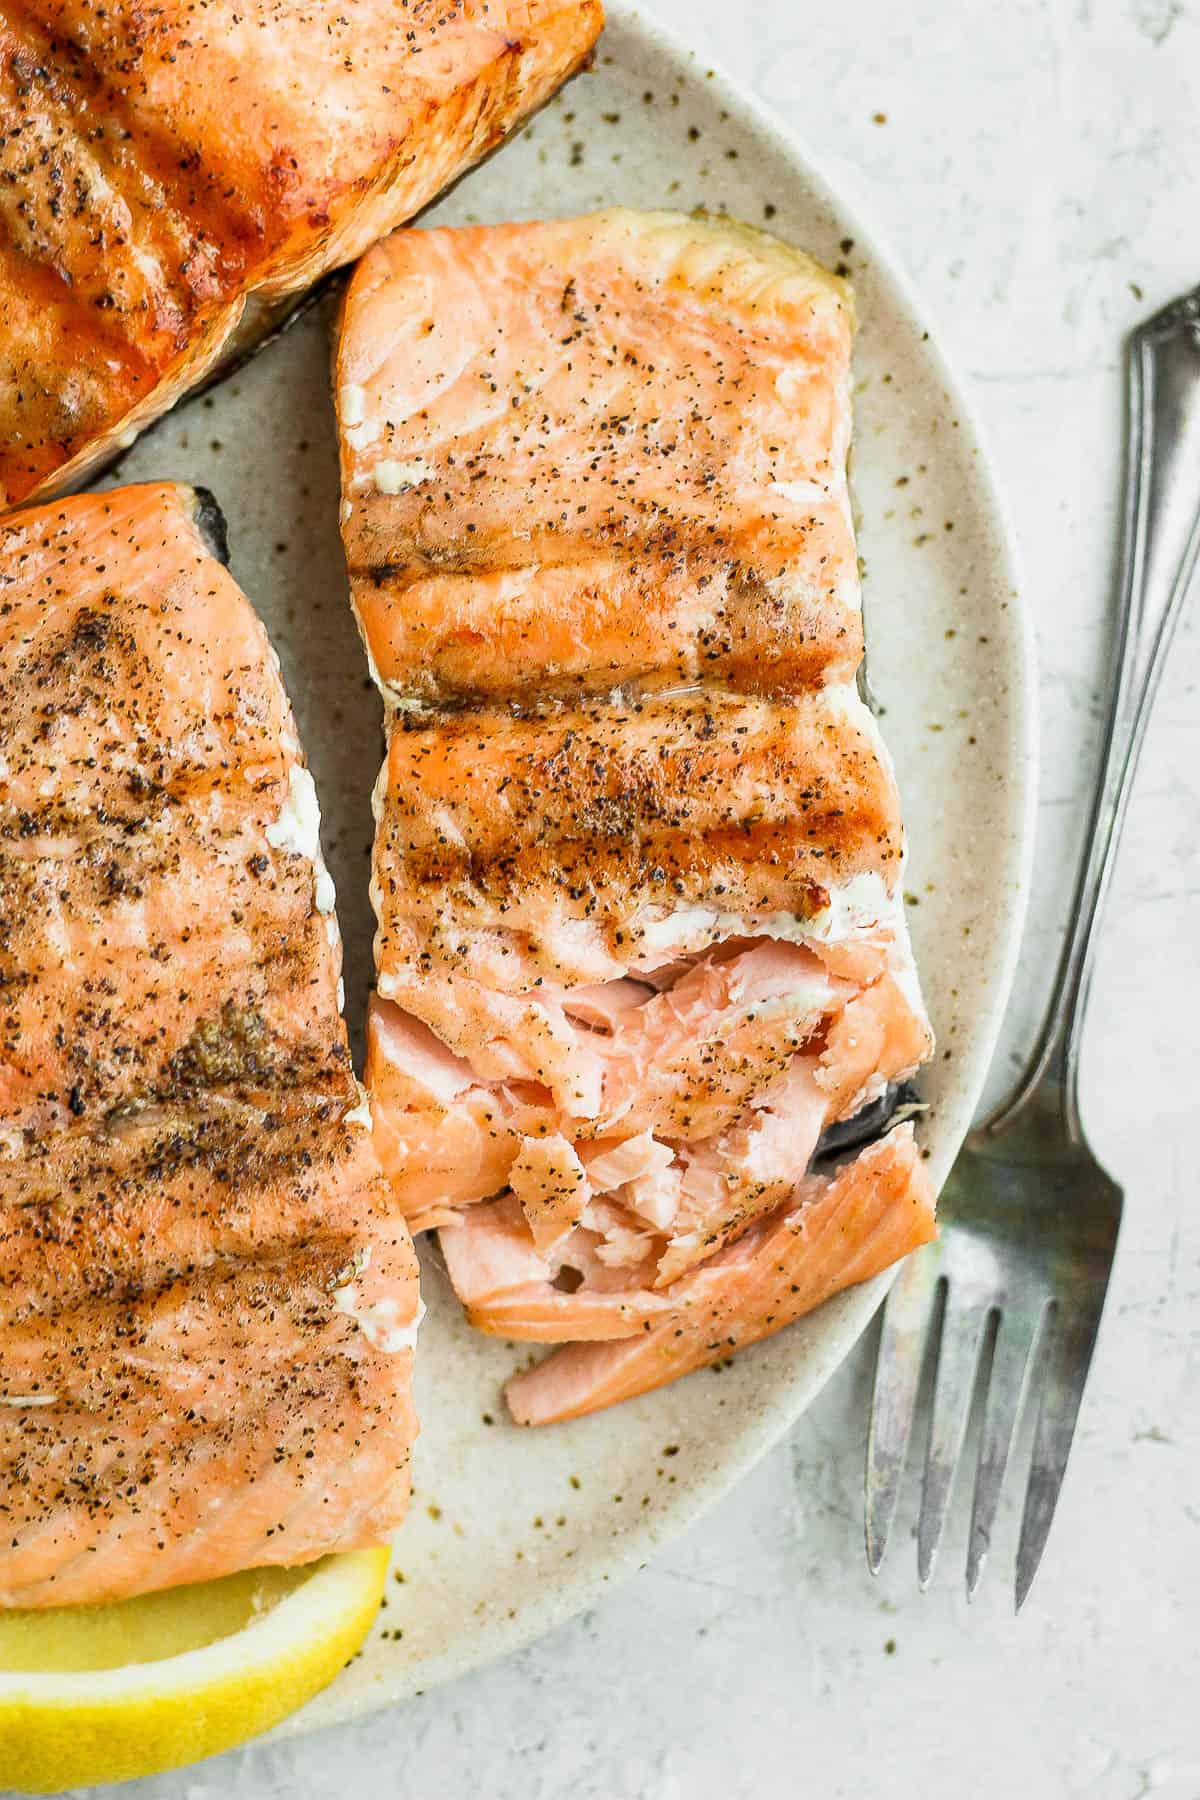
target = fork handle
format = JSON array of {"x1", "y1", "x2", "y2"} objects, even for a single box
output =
[{"x1": 987, "y1": 287, "x2": 1200, "y2": 1141}]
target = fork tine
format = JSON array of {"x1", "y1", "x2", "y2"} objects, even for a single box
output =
[
  {"x1": 916, "y1": 1296, "x2": 991, "y2": 1589},
  {"x1": 965, "y1": 1304, "x2": 1048, "y2": 1600},
  {"x1": 865, "y1": 1244, "x2": 941, "y2": 1574},
  {"x1": 1015, "y1": 1289, "x2": 1107, "y2": 1611}
]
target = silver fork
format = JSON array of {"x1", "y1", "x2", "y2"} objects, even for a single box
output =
[{"x1": 865, "y1": 281, "x2": 1200, "y2": 1608}]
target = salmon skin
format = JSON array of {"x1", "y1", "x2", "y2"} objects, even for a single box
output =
[
  {"x1": 0, "y1": 0, "x2": 602, "y2": 511},
  {"x1": 337, "y1": 210, "x2": 935, "y2": 1423},
  {"x1": 0, "y1": 484, "x2": 420, "y2": 1607}
]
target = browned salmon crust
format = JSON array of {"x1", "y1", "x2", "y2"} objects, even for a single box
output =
[
  {"x1": 373, "y1": 690, "x2": 904, "y2": 1000},
  {"x1": 0, "y1": 0, "x2": 603, "y2": 508},
  {"x1": 0, "y1": 485, "x2": 419, "y2": 1607}
]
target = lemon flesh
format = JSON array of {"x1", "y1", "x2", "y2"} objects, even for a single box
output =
[{"x1": 0, "y1": 1547, "x2": 389, "y2": 1793}]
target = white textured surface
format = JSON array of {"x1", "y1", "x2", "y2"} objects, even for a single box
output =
[{"x1": 80, "y1": 1, "x2": 1198, "y2": 1794}]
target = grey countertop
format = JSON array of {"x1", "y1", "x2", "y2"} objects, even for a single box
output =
[{"x1": 79, "y1": 1, "x2": 1199, "y2": 1794}]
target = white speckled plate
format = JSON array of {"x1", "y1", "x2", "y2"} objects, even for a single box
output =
[{"x1": 113, "y1": 0, "x2": 1034, "y2": 1728}]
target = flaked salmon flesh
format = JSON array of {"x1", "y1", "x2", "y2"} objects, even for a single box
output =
[
  {"x1": 338, "y1": 210, "x2": 935, "y2": 1423},
  {"x1": 0, "y1": 485, "x2": 419, "y2": 1606},
  {"x1": 504, "y1": 1129, "x2": 937, "y2": 1423},
  {"x1": 0, "y1": 0, "x2": 602, "y2": 508}
]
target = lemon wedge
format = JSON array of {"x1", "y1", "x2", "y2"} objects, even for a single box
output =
[{"x1": 0, "y1": 1547, "x2": 389, "y2": 1793}]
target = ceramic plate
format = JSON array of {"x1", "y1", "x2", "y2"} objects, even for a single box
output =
[{"x1": 112, "y1": 0, "x2": 1035, "y2": 1725}]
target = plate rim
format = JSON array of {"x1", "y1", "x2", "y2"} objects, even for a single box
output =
[{"x1": 283, "y1": 0, "x2": 1038, "y2": 1731}]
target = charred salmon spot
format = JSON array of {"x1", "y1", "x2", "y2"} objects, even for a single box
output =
[{"x1": 367, "y1": 561, "x2": 407, "y2": 587}]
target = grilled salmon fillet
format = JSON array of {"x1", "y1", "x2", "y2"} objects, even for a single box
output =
[
  {"x1": 0, "y1": 0, "x2": 602, "y2": 510},
  {"x1": 336, "y1": 210, "x2": 934, "y2": 1421},
  {"x1": 0, "y1": 484, "x2": 420, "y2": 1606}
]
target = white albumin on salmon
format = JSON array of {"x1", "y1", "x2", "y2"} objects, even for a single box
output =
[
  {"x1": 0, "y1": 485, "x2": 420, "y2": 1605},
  {"x1": 337, "y1": 209, "x2": 936, "y2": 1423}
]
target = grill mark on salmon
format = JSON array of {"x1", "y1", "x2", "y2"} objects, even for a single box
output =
[
  {"x1": 338, "y1": 210, "x2": 862, "y2": 702},
  {"x1": 0, "y1": 0, "x2": 603, "y2": 508},
  {"x1": 373, "y1": 689, "x2": 903, "y2": 999},
  {"x1": 0, "y1": 1095, "x2": 392, "y2": 1312},
  {"x1": 336, "y1": 210, "x2": 934, "y2": 1420},
  {"x1": 0, "y1": 484, "x2": 419, "y2": 1607}
]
